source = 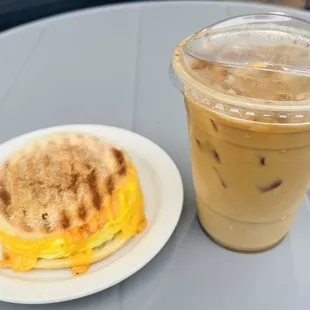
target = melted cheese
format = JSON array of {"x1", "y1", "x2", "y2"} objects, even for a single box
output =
[{"x1": 0, "y1": 164, "x2": 146, "y2": 274}]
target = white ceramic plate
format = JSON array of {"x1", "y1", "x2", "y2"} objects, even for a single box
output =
[{"x1": 0, "y1": 124, "x2": 184, "y2": 304}]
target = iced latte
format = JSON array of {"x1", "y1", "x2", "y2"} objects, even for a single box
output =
[{"x1": 171, "y1": 14, "x2": 310, "y2": 252}]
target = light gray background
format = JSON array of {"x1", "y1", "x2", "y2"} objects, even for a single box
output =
[{"x1": 0, "y1": 1, "x2": 310, "y2": 309}]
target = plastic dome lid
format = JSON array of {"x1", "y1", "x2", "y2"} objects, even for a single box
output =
[{"x1": 170, "y1": 14, "x2": 310, "y2": 124}]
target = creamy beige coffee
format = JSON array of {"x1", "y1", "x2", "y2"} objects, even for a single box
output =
[{"x1": 171, "y1": 14, "x2": 310, "y2": 252}]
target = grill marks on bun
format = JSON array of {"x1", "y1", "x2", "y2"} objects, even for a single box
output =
[
  {"x1": 0, "y1": 131, "x2": 131, "y2": 235},
  {"x1": 87, "y1": 170, "x2": 101, "y2": 211},
  {"x1": 112, "y1": 148, "x2": 127, "y2": 176},
  {"x1": 0, "y1": 187, "x2": 11, "y2": 206},
  {"x1": 78, "y1": 204, "x2": 87, "y2": 221}
]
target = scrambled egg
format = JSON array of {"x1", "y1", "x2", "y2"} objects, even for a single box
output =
[{"x1": 0, "y1": 164, "x2": 146, "y2": 274}]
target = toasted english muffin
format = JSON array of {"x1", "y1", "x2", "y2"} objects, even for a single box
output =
[
  {"x1": 0, "y1": 131, "x2": 131, "y2": 238},
  {"x1": 35, "y1": 233, "x2": 129, "y2": 271}
]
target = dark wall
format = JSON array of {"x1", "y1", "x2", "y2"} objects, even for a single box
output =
[
  {"x1": 1, "y1": 1, "x2": 309, "y2": 32},
  {"x1": 0, "y1": 0, "x2": 141, "y2": 32}
]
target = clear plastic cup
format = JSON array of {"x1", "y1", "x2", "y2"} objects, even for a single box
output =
[{"x1": 170, "y1": 14, "x2": 310, "y2": 252}]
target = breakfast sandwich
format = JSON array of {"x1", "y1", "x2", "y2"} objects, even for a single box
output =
[{"x1": 0, "y1": 131, "x2": 147, "y2": 275}]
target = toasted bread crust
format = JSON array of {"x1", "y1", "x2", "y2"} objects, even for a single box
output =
[
  {"x1": 0, "y1": 132, "x2": 131, "y2": 236},
  {"x1": 0, "y1": 232, "x2": 131, "y2": 271},
  {"x1": 35, "y1": 234, "x2": 130, "y2": 270}
]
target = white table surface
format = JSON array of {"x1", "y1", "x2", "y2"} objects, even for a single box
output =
[{"x1": 0, "y1": 1, "x2": 310, "y2": 309}]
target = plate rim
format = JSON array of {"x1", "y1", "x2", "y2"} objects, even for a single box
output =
[{"x1": 0, "y1": 124, "x2": 184, "y2": 304}]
